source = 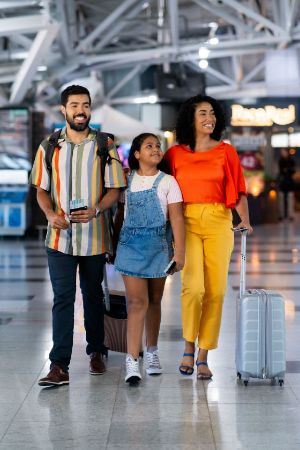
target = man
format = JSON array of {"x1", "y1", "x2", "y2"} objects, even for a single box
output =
[{"x1": 30, "y1": 85, "x2": 126, "y2": 386}]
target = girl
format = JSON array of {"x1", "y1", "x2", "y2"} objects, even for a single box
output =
[{"x1": 114, "y1": 133, "x2": 185, "y2": 384}]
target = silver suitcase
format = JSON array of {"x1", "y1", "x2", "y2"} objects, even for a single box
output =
[{"x1": 235, "y1": 230, "x2": 286, "y2": 386}]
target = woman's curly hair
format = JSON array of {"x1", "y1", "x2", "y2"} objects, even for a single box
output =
[{"x1": 175, "y1": 94, "x2": 226, "y2": 150}]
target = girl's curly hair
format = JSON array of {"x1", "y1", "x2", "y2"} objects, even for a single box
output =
[
  {"x1": 175, "y1": 94, "x2": 226, "y2": 150},
  {"x1": 128, "y1": 133, "x2": 166, "y2": 171}
]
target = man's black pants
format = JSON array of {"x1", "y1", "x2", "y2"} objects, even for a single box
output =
[{"x1": 47, "y1": 248, "x2": 106, "y2": 372}]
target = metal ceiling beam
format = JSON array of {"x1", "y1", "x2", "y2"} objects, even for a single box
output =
[
  {"x1": 288, "y1": 0, "x2": 298, "y2": 32},
  {"x1": 204, "y1": 66, "x2": 236, "y2": 85},
  {"x1": 0, "y1": 1, "x2": 40, "y2": 9},
  {"x1": 9, "y1": 35, "x2": 33, "y2": 49},
  {"x1": 167, "y1": 0, "x2": 179, "y2": 49},
  {"x1": 241, "y1": 59, "x2": 265, "y2": 84},
  {"x1": 0, "y1": 15, "x2": 51, "y2": 36},
  {"x1": 10, "y1": 23, "x2": 60, "y2": 104},
  {"x1": 0, "y1": 74, "x2": 16, "y2": 84},
  {"x1": 65, "y1": 0, "x2": 77, "y2": 48},
  {"x1": 271, "y1": 0, "x2": 280, "y2": 27},
  {"x1": 76, "y1": 0, "x2": 138, "y2": 52},
  {"x1": 207, "y1": 82, "x2": 267, "y2": 99},
  {"x1": 177, "y1": 35, "x2": 286, "y2": 52},
  {"x1": 103, "y1": 81, "x2": 269, "y2": 102},
  {"x1": 106, "y1": 65, "x2": 143, "y2": 99},
  {"x1": 49, "y1": 34, "x2": 285, "y2": 81},
  {"x1": 221, "y1": 0, "x2": 286, "y2": 35},
  {"x1": 72, "y1": 34, "x2": 286, "y2": 65},
  {"x1": 232, "y1": 55, "x2": 243, "y2": 84},
  {"x1": 0, "y1": 65, "x2": 19, "y2": 75},
  {"x1": 55, "y1": 0, "x2": 72, "y2": 57},
  {"x1": 188, "y1": 61, "x2": 235, "y2": 85},
  {"x1": 278, "y1": 0, "x2": 289, "y2": 31},
  {"x1": 0, "y1": 50, "x2": 29, "y2": 61},
  {"x1": 92, "y1": 1, "x2": 148, "y2": 52},
  {"x1": 193, "y1": 0, "x2": 253, "y2": 34}
]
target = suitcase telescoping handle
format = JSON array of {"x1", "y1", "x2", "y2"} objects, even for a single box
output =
[
  {"x1": 102, "y1": 265, "x2": 111, "y2": 311},
  {"x1": 232, "y1": 227, "x2": 248, "y2": 297}
]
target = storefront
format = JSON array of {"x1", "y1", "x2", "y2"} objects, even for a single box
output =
[{"x1": 222, "y1": 99, "x2": 300, "y2": 223}]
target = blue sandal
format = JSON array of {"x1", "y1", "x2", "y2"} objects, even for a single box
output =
[
  {"x1": 179, "y1": 352, "x2": 194, "y2": 375},
  {"x1": 196, "y1": 361, "x2": 212, "y2": 380}
]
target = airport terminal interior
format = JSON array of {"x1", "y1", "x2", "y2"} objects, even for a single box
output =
[{"x1": 1, "y1": 0, "x2": 300, "y2": 449}]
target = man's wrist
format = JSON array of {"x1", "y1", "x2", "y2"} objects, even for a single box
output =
[{"x1": 94, "y1": 206, "x2": 102, "y2": 218}]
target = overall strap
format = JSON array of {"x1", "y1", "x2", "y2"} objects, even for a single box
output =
[
  {"x1": 152, "y1": 171, "x2": 165, "y2": 189},
  {"x1": 127, "y1": 171, "x2": 135, "y2": 190}
]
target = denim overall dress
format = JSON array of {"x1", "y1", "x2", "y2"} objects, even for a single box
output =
[{"x1": 115, "y1": 171, "x2": 173, "y2": 278}]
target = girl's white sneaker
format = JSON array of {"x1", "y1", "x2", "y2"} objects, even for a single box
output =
[
  {"x1": 125, "y1": 354, "x2": 142, "y2": 384},
  {"x1": 145, "y1": 350, "x2": 163, "y2": 375}
]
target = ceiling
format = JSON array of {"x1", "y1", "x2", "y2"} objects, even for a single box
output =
[{"x1": 0, "y1": 0, "x2": 299, "y2": 108}]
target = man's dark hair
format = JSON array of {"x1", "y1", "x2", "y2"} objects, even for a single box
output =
[
  {"x1": 175, "y1": 94, "x2": 226, "y2": 150},
  {"x1": 60, "y1": 85, "x2": 91, "y2": 106}
]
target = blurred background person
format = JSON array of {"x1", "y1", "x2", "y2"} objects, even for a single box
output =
[{"x1": 278, "y1": 148, "x2": 296, "y2": 221}]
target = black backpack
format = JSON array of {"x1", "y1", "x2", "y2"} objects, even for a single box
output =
[{"x1": 44, "y1": 129, "x2": 117, "y2": 190}]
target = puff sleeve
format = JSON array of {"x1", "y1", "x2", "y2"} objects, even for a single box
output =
[
  {"x1": 163, "y1": 146, "x2": 177, "y2": 176},
  {"x1": 224, "y1": 144, "x2": 247, "y2": 208}
]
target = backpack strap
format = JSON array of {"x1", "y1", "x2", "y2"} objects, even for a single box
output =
[
  {"x1": 96, "y1": 131, "x2": 110, "y2": 184},
  {"x1": 96, "y1": 131, "x2": 119, "y2": 186},
  {"x1": 44, "y1": 129, "x2": 62, "y2": 173}
]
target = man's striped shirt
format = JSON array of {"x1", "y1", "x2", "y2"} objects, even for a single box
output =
[{"x1": 29, "y1": 127, "x2": 126, "y2": 256}]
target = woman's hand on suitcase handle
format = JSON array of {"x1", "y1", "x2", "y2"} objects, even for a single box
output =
[{"x1": 234, "y1": 221, "x2": 253, "y2": 235}]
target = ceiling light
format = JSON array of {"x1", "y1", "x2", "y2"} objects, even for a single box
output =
[
  {"x1": 37, "y1": 65, "x2": 47, "y2": 72},
  {"x1": 133, "y1": 95, "x2": 158, "y2": 104},
  {"x1": 198, "y1": 46, "x2": 210, "y2": 59},
  {"x1": 209, "y1": 37, "x2": 219, "y2": 45},
  {"x1": 199, "y1": 60, "x2": 208, "y2": 69}
]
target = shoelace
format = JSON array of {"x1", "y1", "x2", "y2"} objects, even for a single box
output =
[
  {"x1": 150, "y1": 351, "x2": 161, "y2": 368},
  {"x1": 127, "y1": 357, "x2": 139, "y2": 372}
]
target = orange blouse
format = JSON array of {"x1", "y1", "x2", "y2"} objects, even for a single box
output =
[{"x1": 164, "y1": 141, "x2": 247, "y2": 208}]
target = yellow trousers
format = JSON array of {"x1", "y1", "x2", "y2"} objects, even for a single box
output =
[{"x1": 181, "y1": 203, "x2": 234, "y2": 350}]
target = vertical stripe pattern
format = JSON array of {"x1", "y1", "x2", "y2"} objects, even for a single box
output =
[{"x1": 29, "y1": 127, "x2": 126, "y2": 255}]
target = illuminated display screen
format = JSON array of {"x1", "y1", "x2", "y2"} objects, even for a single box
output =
[
  {"x1": 117, "y1": 143, "x2": 131, "y2": 168},
  {"x1": 0, "y1": 108, "x2": 29, "y2": 155},
  {"x1": 0, "y1": 108, "x2": 31, "y2": 170}
]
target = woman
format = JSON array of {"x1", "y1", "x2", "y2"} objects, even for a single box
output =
[
  {"x1": 114, "y1": 133, "x2": 185, "y2": 384},
  {"x1": 164, "y1": 95, "x2": 253, "y2": 380}
]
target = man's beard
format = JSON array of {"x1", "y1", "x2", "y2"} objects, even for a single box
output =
[{"x1": 66, "y1": 113, "x2": 91, "y2": 131}]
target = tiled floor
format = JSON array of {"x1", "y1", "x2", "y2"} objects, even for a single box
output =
[{"x1": 1, "y1": 218, "x2": 300, "y2": 449}]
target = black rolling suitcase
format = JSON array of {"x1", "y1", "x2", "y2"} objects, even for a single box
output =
[
  {"x1": 102, "y1": 265, "x2": 144, "y2": 356},
  {"x1": 103, "y1": 265, "x2": 128, "y2": 353}
]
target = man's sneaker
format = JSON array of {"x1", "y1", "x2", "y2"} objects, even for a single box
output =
[
  {"x1": 38, "y1": 365, "x2": 69, "y2": 387},
  {"x1": 125, "y1": 354, "x2": 142, "y2": 384},
  {"x1": 145, "y1": 350, "x2": 163, "y2": 375},
  {"x1": 89, "y1": 352, "x2": 106, "y2": 375}
]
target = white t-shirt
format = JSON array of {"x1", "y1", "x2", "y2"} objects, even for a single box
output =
[{"x1": 122, "y1": 171, "x2": 183, "y2": 219}]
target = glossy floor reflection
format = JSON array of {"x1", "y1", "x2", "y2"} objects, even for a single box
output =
[{"x1": 1, "y1": 218, "x2": 300, "y2": 449}]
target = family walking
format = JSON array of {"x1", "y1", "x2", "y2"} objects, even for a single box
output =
[{"x1": 30, "y1": 85, "x2": 252, "y2": 387}]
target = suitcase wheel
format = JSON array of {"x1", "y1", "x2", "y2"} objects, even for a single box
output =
[
  {"x1": 243, "y1": 380, "x2": 249, "y2": 386},
  {"x1": 237, "y1": 372, "x2": 241, "y2": 379},
  {"x1": 279, "y1": 379, "x2": 284, "y2": 387}
]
